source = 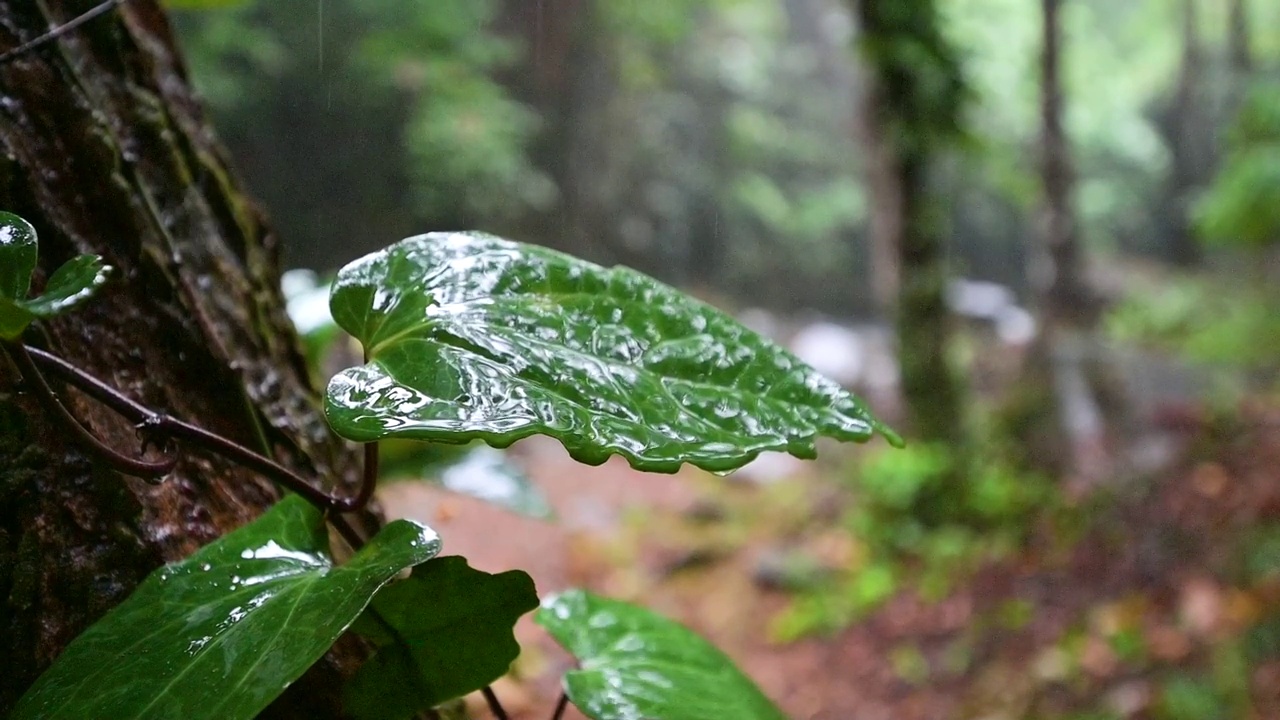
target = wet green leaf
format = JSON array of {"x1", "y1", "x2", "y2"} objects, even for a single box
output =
[
  {"x1": 20, "y1": 254, "x2": 112, "y2": 316},
  {"x1": 536, "y1": 589, "x2": 787, "y2": 720},
  {"x1": 0, "y1": 212, "x2": 111, "y2": 340},
  {"x1": 325, "y1": 232, "x2": 898, "y2": 474},
  {"x1": 0, "y1": 298, "x2": 32, "y2": 339},
  {"x1": 344, "y1": 557, "x2": 538, "y2": 719},
  {"x1": 12, "y1": 495, "x2": 441, "y2": 720},
  {"x1": 0, "y1": 211, "x2": 37, "y2": 300}
]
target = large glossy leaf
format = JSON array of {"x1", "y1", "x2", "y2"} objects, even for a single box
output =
[
  {"x1": 325, "y1": 232, "x2": 900, "y2": 473},
  {"x1": 0, "y1": 211, "x2": 111, "y2": 340},
  {"x1": 344, "y1": 556, "x2": 538, "y2": 719},
  {"x1": 13, "y1": 495, "x2": 442, "y2": 720},
  {"x1": 536, "y1": 590, "x2": 787, "y2": 720}
]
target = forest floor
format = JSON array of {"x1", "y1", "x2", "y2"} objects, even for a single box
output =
[{"x1": 378, "y1": 399, "x2": 1280, "y2": 720}]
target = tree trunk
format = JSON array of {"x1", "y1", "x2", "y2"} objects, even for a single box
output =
[
  {"x1": 1164, "y1": 0, "x2": 1206, "y2": 268},
  {"x1": 1033, "y1": 0, "x2": 1093, "y2": 313},
  {"x1": 0, "y1": 2, "x2": 368, "y2": 716},
  {"x1": 852, "y1": 0, "x2": 966, "y2": 447},
  {"x1": 491, "y1": 0, "x2": 605, "y2": 263},
  {"x1": 857, "y1": 73, "x2": 903, "y2": 316},
  {"x1": 1228, "y1": 0, "x2": 1252, "y2": 74},
  {"x1": 1006, "y1": 0, "x2": 1127, "y2": 483}
]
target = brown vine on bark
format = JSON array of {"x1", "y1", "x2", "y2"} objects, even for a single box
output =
[{"x1": 0, "y1": 2, "x2": 373, "y2": 716}]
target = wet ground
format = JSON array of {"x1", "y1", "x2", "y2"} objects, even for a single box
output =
[{"x1": 379, "y1": 402, "x2": 1280, "y2": 720}]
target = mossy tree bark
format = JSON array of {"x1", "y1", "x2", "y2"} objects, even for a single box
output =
[
  {"x1": 0, "y1": 2, "x2": 370, "y2": 716},
  {"x1": 852, "y1": 0, "x2": 968, "y2": 448}
]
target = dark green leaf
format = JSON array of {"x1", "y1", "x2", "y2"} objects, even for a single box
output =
[
  {"x1": 13, "y1": 495, "x2": 441, "y2": 720},
  {"x1": 344, "y1": 556, "x2": 538, "y2": 720},
  {"x1": 21, "y1": 254, "x2": 112, "y2": 317},
  {"x1": 325, "y1": 232, "x2": 899, "y2": 474},
  {"x1": 0, "y1": 298, "x2": 32, "y2": 340},
  {"x1": 0, "y1": 212, "x2": 111, "y2": 340},
  {"x1": 0, "y1": 211, "x2": 37, "y2": 300},
  {"x1": 536, "y1": 590, "x2": 787, "y2": 720}
]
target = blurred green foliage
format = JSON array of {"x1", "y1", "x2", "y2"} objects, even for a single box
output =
[
  {"x1": 1196, "y1": 82, "x2": 1280, "y2": 248},
  {"x1": 771, "y1": 442, "x2": 1050, "y2": 639},
  {"x1": 172, "y1": 0, "x2": 1280, "y2": 310},
  {"x1": 350, "y1": 1, "x2": 554, "y2": 220},
  {"x1": 171, "y1": 1, "x2": 546, "y2": 268},
  {"x1": 1107, "y1": 274, "x2": 1280, "y2": 372},
  {"x1": 850, "y1": 443, "x2": 1049, "y2": 542},
  {"x1": 1157, "y1": 676, "x2": 1228, "y2": 720}
]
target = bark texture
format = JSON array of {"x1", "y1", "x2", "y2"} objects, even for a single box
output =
[{"x1": 0, "y1": 2, "x2": 366, "y2": 716}]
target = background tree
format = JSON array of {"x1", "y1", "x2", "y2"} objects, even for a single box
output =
[
  {"x1": 1228, "y1": 0, "x2": 1252, "y2": 74},
  {"x1": 1002, "y1": 0, "x2": 1131, "y2": 482},
  {"x1": 850, "y1": 0, "x2": 968, "y2": 446},
  {"x1": 1163, "y1": 0, "x2": 1208, "y2": 267},
  {"x1": 0, "y1": 3, "x2": 368, "y2": 716}
]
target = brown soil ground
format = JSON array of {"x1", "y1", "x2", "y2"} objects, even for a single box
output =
[{"x1": 379, "y1": 402, "x2": 1280, "y2": 720}]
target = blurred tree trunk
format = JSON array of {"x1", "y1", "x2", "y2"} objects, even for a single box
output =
[
  {"x1": 1005, "y1": 0, "x2": 1127, "y2": 482},
  {"x1": 0, "y1": 2, "x2": 367, "y2": 716},
  {"x1": 685, "y1": 71, "x2": 731, "y2": 288},
  {"x1": 1228, "y1": 0, "x2": 1252, "y2": 74},
  {"x1": 851, "y1": 0, "x2": 967, "y2": 446},
  {"x1": 1165, "y1": 0, "x2": 1206, "y2": 268},
  {"x1": 1034, "y1": 0, "x2": 1091, "y2": 310},
  {"x1": 492, "y1": 0, "x2": 611, "y2": 264},
  {"x1": 858, "y1": 77, "x2": 902, "y2": 315}
]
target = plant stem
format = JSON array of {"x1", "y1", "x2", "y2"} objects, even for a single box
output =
[
  {"x1": 0, "y1": 0, "x2": 129, "y2": 64},
  {"x1": 360, "y1": 440, "x2": 379, "y2": 513},
  {"x1": 481, "y1": 685, "x2": 509, "y2": 720},
  {"x1": 327, "y1": 513, "x2": 367, "y2": 553},
  {"x1": 5, "y1": 341, "x2": 177, "y2": 477},
  {"x1": 550, "y1": 692, "x2": 569, "y2": 720},
  {"x1": 19, "y1": 343, "x2": 375, "y2": 513}
]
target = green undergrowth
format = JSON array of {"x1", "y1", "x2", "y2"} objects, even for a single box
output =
[
  {"x1": 1106, "y1": 272, "x2": 1280, "y2": 382},
  {"x1": 770, "y1": 441, "x2": 1055, "y2": 641}
]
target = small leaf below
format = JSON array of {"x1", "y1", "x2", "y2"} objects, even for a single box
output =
[
  {"x1": 12, "y1": 495, "x2": 441, "y2": 720},
  {"x1": 536, "y1": 589, "x2": 787, "y2": 720},
  {"x1": 344, "y1": 556, "x2": 538, "y2": 720}
]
